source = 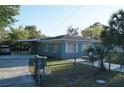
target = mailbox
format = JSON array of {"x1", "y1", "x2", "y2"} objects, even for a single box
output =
[{"x1": 29, "y1": 55, "x2": 47, "y2": 83}]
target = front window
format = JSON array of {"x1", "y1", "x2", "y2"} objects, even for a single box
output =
[
  {"x1": 65, "y1": 42, "x2": 76, "y2": 53},
  {"x1": 82, "y1": 43, "x2": 89, "y2": 51}
]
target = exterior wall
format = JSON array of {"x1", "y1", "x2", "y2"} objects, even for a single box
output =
[
  {"x1": 37, "y1": 41, "x2": 63, "y2": 58},
  {"x1": 91, "y1": 42, "x2": 100, "y2": 48},
  {"x1": 61, "y1": 41, "x2": 89, "y2": 59},
  {"x1": 37, "y1": 40, "x2": 97, "y2": 59}
]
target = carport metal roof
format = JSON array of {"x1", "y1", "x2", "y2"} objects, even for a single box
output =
[{"x1": 17, "y1": 39, "x2": 40, "y2": 42}]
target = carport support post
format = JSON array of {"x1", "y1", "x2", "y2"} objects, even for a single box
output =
[
  {"x1": 73, "y1": 58, "x2": 76, "y2": 66},
  {"x1": 108, "y1": 55, "x2": 111, "y2": 70},
  {"x1": 18, "y1": 42, "x2": 21, "y2": 55},
  {"x1": 120, "y1": 64, "x2": 122, "y2": 71},
  {"x1": 109, "y1": 61, "x2": 111, "y2": 70},
  {"x1": 16, "y1": 42, "x2": 19, "y2": 54}
]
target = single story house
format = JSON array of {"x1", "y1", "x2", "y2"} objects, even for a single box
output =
[{"x1": 17, "y1": 35, "x2": 100, "y2": 59}]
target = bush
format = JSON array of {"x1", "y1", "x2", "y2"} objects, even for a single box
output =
[
  {"x1": 109, "y1": 52, "x2": 124, "y2": 64},
  {"x1": 110, "y1": 52, "x2": 119, "y2": 64},
  {"x1": 107, "y1": 74, "x2": 124, "y2": 86}
]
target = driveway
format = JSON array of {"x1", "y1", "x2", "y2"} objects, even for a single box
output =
[{"x1": 0, "y1": 55, "x2": 37, "y2": 87}]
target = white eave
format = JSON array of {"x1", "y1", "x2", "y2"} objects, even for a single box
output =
[
  {"x1": 17, "y1": 38, "x2": 100, "y2": 43},
  {"x1": 38, "y1": 39, "x2": 90, "y2": 42},
  {"x1": 90, "y1": 39, "x2": 101, "y2": 43}
]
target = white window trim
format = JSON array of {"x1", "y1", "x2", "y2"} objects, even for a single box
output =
[
  {"x1": 52, "y1": 44, "x2": 58, "y2": 53},
  {"x1": 65, "y1": 42, "x2": 68, "y2": 53},
  {"x1": 76, "y1": 42, "x2": 78, "y2": 52}
]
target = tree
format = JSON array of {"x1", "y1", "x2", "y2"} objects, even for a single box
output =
[
  {"x1": 81, "y1": 22, "x2": 105, "y2": 39},
  {"x1": 9, "y1": 26, "x2": 29, "y2": 44},
  {"x1": 100, "y1": 26, "x2": 115, "y2": 71},
  {"x1": 0, "y1": 5, "x2": 20, "y2": 44},
  {"x1": 8, "y1": 26, "x2": 29, "y2": 50},
  {"x1": 100, "y1": 9, "x2": 124, "y2": 71},
  {"x1": 25, "y1": 25, "x2": 45, "y2": 39},
  {"x1": 108, "y1": 9, "x2": 124, "y2": 52},
  {"x1": 0, "y1": 5, "x2": 20, "y2": 28},
  {"x1": 86, "y1": 46, "x2": 95, "y2": 67},
  {"x1": 66, "y1": 25, "x2": 79, "y2": 36},
  {"x1": 100, "y1": 26, "x2": 113, "y2": 49},
  {"x1": 95, "y1": 44, "x2": 109, "y2": 71},
  {"x1": 0, "y1": 29, "x2": 10, "y2": 44}
]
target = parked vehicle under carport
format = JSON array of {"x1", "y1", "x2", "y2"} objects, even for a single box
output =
[{"x1": 0, "y1": 45, "x2": 11, "y2": 55}]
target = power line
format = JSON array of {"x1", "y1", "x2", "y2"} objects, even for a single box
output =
[{"x1": 55, "y1": 5, "x2": 82, "y2": 30}]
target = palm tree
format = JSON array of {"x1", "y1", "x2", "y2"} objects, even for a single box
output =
[
  {"x1": 94, "y1": 44, "x2": 109, "y2": 71},
  {"x1": 100, "y1": 26, "x2": 114, "y2": 48},
  {"x1": 86, "y1": 46, "x2": 95, "y2": 66},
  {"x1": 105, "y1": 50, "x2": 113, "y2": 70}
]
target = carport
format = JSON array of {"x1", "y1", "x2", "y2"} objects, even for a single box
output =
[{"x1": 16, "y1": 39, "x2": 40, "y2": 55}]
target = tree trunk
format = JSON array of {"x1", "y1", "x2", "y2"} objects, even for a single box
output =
[
  {"x1": 97, "y1": 59, "x2": 100, "y2": 68},
  {"x1": 108, "y1": 56, "x2": 111, "y2": 70},
  {"x1": 100, "y1": 59, "x2": 106, "y2": 71},
  {"x1": 73, "y1": 58, "x2": 76, "y2": 66},
  {"x1": 109, "y1": 61, "x2": 111, "y2": 70},
  {"x1": 91, "y1": 61, "x2": 94, "y2": 67},
  {"x1": 120, "y1": 64, "x2": 122, "y2": 71}
]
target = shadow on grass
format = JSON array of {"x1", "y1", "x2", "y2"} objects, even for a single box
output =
[{"x1": 44, "y1": 62, "x2": 122, "y2": 87}]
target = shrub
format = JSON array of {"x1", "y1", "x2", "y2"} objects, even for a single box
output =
[
  {"x1": 110, "y1": 52, "x2": 119, "y2": 64},
  {"x1": 109, "y1": 52, "x2": 124, "y2": 64}
]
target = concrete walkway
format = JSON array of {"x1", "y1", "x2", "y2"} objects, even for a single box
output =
[
  {"x1": 68, "y1": 58, "x2": 124, "y2": 73},
  {"x1": 0, "y1": 55, "x2": 37, "y2": 87}
]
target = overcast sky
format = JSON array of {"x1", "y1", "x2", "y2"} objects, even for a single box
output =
[{"x1": 13, "y1": 5, "x2": 124, "y2": 36}]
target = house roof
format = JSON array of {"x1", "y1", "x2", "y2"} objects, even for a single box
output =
[
  {"x1": 40, "y1": 35, "x2": 90, "y2": 42},
  {"x1": 17, "y1": 35, "x2": 101, "y2": 43}
]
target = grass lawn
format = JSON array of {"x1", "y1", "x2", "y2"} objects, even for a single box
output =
[{"x1": 43, "y1": 59, "x2": 124, "y2": 87}]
